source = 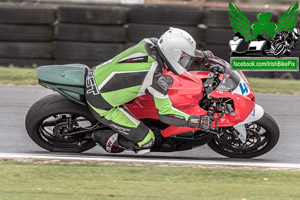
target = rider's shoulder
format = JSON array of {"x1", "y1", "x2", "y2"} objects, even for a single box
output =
[{"x1": 141, "y1": 38, "x2": 158, "y2": 46}]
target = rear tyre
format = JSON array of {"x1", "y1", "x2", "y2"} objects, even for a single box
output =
[
  {"x1": 207, "y1": 113, "x2": 280, "y2": 158},
  {"x1": 25, "y1": 94, "x2": 97, "y2": 153}
]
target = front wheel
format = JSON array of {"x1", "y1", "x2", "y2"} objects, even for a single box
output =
[{"x1": 207, "y1": 113, "x2": 280, "y2": 158}]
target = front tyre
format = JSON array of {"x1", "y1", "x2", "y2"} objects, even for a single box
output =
[
  {"x1": 25, "y1": 94, "x2": 97, "y2": 153},
  {"x1": 207, "y1": 113, "x2": 280, "y2": 158}
]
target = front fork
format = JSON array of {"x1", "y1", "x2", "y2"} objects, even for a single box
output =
[{"x1": 206, "y1": 100, "x2": 264, "y2": 144}]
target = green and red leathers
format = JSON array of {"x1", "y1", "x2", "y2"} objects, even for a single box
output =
[{"x1": 85, "y1": 38, "x2": 195, "y2": 150}]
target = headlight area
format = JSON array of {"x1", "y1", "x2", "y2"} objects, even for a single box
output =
[{"x1": 215, "y1": 98, "x2": 235, "y2": 115}]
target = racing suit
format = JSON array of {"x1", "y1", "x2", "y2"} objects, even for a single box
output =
[{"x1": 85, "y1": 38, "x2": 203, "y2": 151}]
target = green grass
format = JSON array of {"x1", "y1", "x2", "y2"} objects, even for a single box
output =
[
  {"x1": 0, "y1": 161, "x2": 300, "y2": 200},
  {"x1": 248, "y1": 78, "x2": 300, "y2": 95},
  {"x1": 0, "y1": 66, "x2": 299, "y2": 94},
  {"x1": 0, "y1": 66, "x2": 38, "y2": 85}
]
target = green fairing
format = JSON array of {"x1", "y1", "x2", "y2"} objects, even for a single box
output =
[{"x1": 153, "y1": 96, "x2": 189, "y2": 121}]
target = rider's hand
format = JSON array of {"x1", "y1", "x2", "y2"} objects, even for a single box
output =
[
  {"x1": 199, "y1": 115, "x2": 214, "y2": 131},
  {"x1": 194, "y1": 50, "x2": 214, "y2": 63},
  {"x1": 209, "y1": 64, "x2": 225, "y2": 75},
  {"x1": 187, "y1": 115, "x2": 214, "y2": 130}
]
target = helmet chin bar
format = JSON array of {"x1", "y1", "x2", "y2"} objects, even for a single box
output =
[{"x1": 157, "y1": 45, "x2": 181, "y2": 75}]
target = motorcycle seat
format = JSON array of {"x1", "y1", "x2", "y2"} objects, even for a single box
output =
[{"x1": 37, "y1": 64, "x2": 89, "y2": 87}]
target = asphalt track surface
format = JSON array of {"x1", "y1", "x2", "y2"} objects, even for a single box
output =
[{"x1": 0, "y1": 85, "x2": 300, "y2": 164}]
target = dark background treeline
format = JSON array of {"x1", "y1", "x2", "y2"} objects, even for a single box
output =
[{"x1": 0, "y1": 2, "x2": 299, "y2": 79}]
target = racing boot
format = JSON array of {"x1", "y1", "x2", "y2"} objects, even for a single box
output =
[
  {"x1": 118, "y1": 135, "x2": 153, "y2": 155},
  {"x1": 92, "y1": 130, "x2": 124, "y2": 153}
]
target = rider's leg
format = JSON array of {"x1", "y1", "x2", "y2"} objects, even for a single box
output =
[{"x1": 87, "y1": 103, "x2": 155, "y2": 151}]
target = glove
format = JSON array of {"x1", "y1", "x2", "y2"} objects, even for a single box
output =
[
  {"x1": 194, "y1": 50, "x2": 213, "y2": 63},
  {"x1": 187, "y1": 115, "x2": 214, "y2": 130},
  {"x1": 208, "y1": 64, "x2": 225, "y2": 75},
  {"x1": 195, "y1": 50, "x2": 226, "y2": 74},
  {"x1": 199, "y1": 115, "x2": 214, "y2": 130},
  {"x1": 202, "y1": 50, "x2": 214, "y2": 58}
]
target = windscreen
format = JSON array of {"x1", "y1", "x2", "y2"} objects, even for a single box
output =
[{"x1": 216, "y1": 70, "x2": 241, "y2": 92}]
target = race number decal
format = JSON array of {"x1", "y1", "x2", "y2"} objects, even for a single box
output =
[{"x1": 239, "y1": 82, "x2": 249, "y2": 95}]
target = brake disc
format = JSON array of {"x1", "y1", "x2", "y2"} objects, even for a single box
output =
[
  {"x1": 53, "y1": 122, "x2": 68, "y2": 139},
  {"x1": 218, "y1": 126, "x2": 266, "y2": 153}
]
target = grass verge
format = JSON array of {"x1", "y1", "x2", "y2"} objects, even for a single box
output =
[
  {"x1": 248, "y1": 78, "x2": 300, "y2": 95},
  {"x1": 0, "y1": 66, "x2": 38, "y2": 85},
  {"x1": 0, "y1": 66, "x2": 299, "y2": 94},
  {"x1": 0, "y1": 161, "x2": 300, "y2": 200}
]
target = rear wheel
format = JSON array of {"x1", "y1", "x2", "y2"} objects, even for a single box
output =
[
  {"x1": 207, "y1": 113, "x2": 280, "y2": 158},
  {"x1": 25, "y1": 94, "x2": 98, "y2": 153}
]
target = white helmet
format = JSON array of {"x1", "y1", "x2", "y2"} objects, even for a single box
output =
[{"x1": 157, "y1": 27, "x2": 196, "y2": 75}]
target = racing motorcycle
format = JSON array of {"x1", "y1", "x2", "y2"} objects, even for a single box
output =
[
  {"x1": 270, "y1": 33, "x2": 297, "y2": 56},
  {"x1": 25, "y1": 58, "x2": 280, "y2": 158}
]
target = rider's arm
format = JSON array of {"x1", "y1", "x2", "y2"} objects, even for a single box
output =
[{"x1": 146, "y1": 67, "x2": 200, "y2": 128}]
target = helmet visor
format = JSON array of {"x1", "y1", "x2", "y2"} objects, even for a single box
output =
[{"x1": 179, "y1": 52, "x2": 194, "y2": 70}]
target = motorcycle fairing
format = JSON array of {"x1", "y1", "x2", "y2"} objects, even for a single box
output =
[
  {"x1": 233, "y1": 104, "x2": 264, "y2": 143},
  {"x1": 37, "y1": 64, "x2": 89, "y2": 105},
  {"x1": 127, "y1": 70, "x2": 256, "y2": 138}
]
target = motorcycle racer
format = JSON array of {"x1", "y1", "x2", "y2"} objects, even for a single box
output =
[
  {"x1": 269, "y1": 28, "x2": 300, "y2": 56},
  {"x1": 86, "y1": 28, "x2": 222, "y2": 154}
]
